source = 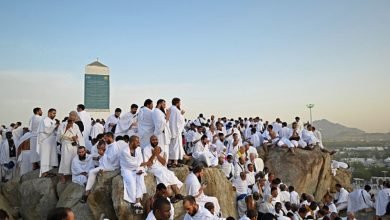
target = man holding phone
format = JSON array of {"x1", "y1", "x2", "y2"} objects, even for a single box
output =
[{"x1": 184, "y1": 165, "x2": 221, "y2": 217}]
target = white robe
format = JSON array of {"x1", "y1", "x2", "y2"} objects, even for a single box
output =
[
  {"x1": 120, "y1": 146, "x2": 146, "y2": 203},
  {"x1": 100, "y1": 142, "x2": 121, "y2": 171},
  {"x1": 143, "y1": 145, "x2": 183, "y2": 188},
  {"x1": 290, "y1": 191, "x2": 300, "y2": 205},
  {"x1": 375, "y1": 188, "x2": 390, "y2": 216},
  {"x1": 138, "y1": 107, "x2": 155, "y2": 149},
  {"x1": 152, "y1": 108, "x2": 171, "y2": 149},
  {"x1": 71, "y1": 154, "x2": 94, "y2": 186},
  {"x1": 221, "y1": 161, "x2": 234, "y2": 180},
  {"x1": 104, "y1": 114, "x2": 120, "y2": 133},
  {"x1": 192, "y1": 143, "x2": 217, "y2": 167},
  {"x1": 168, "y1": 106, "x2": 185, "y2": 160},
  {"x1": 57, "y1": 122, "x2": 85, "y2": 175},
  {"x1": 37, "y1": 117, "x2": 59, "y2": 177},
  {"x1": 90, "y1": 123, "x2": 104, "y2": 140},
  {"x1": 335, "y1": 187, "x2": 349, "y2": 211},
  {"x1": 77, "y1": 110, "x2": 92, "y2": 145},
  {"x1": 115, "y1": 112, "x2": 138, "y2": 137},
  {"x1": 347, "y1": 189, "x2": 374, "y2": 213},
  {"x1": 185, "y1": 172, "x2": 221, "y2": 214},
  {"x1": 277, "y1": 127, "x2": 295, "y2": 148}
]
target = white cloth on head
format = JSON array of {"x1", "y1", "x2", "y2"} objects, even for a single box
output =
[
  {"x1": 71, "y1": 154, "x2": 94, "y2": 186},
  {"x1": 185, "y1": 172, "x2": 221, "y2": 215},
  {"x1": 115, "y1": 112, "x2": 138, "y2": 137},
  {"x1": 57, "y1": 122, "x2": 85, "y2": 175},
  {"x1": 37, "y1": 117, "x2": 59, "y2": 177},
  {"x1": 347, "y1": 189, "x2": 374, "y2": 213},
  {"x1": 375, "y1": 187, "x2": 390, "y2": 216},
  {"x1": 168, "y1": 106, "x2": 185, "y2": 160},
  {"x1": 152, "y1": 108, "x2": 171, "y2": 148},
  {"x1": 104, "y1": 114, "x2": 120, "y2": 133},
  {"x1": 138, "y1": 107, "x2": 155, "y2": 149},
  {"x1": 77, "y1": 110, "x2": 92, "y2": 145},
  {"x1": 143, "y1": 145, "x2": 183, "y2": 188},
  {"x1": 120, "y1": 146, "x2": 146, "y2": 203}
]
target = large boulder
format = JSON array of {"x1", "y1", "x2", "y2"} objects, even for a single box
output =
[
  {"x1": 57, "y1": 183, "x2": 94, "y2": 220},
  {"x1": 0, "y1": 193, "x2": 16, "y2": 220},
  {"x1": 330, "y1": 168, "x2": 352, "y2": 192},
  {"x1": 202, "y1": 168, "x2": 238, "y2": 218},
  {"x1": 86, "y1": 170, "x2": 120, "y2": 220},
  {"x1": 263, "y1": 147, "x2": 351, "y2": 200},
  {"x1": 1, "y1": 176, "x2": 21, "y2": 208},
  {"x1": 19, "y1": 177, "x2": 59, "y2": 220}
]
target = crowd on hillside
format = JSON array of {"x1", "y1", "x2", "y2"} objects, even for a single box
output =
[{"x1": 1, "y1": 98, "x2": 389, "y2": 220}]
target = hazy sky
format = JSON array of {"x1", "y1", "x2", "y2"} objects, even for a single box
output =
[{"x1": 0, "y1": 1, "x2": 389, "y2": 133}]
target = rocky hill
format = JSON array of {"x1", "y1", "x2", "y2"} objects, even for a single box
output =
[
  {"x1": 313, "y1": 119, "x2": 390, "y2": 142},
  {"x1": 0, "y1": 147, "x2": 351, "y2": 220}
]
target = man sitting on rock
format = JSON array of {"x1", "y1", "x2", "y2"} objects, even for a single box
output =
[
  {"x1": 71, "y1": 146, "x2": 94, "y2": 186},
  {"x1": 183, "y1": 195, "x2": 216, "y2": 220},
  {"x1": 184, "y1": 165, "x2": 221, "y2": 217},
  {"x1": 120, "y1": 135, "x2": 147, "y2": 213},
  {"x1": 146, "y1": 183, "x2": 175, "y2": 220},
  {"x1": 334, "y1": 184, "x2": 349, "y2": 212},
  {"x1": 143, "y1": 135, "x2": 184, "y2": 203},
  {"x1": 146, "y1": 197, "x2": 173, "y2": 220},
  {"x1": 80, "y1": 132, "x2": 121, "y2": 203}
]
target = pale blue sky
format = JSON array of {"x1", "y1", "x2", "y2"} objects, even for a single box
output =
[{"x1": 0, "y1": 1, "x2": 389, "y2": 132}]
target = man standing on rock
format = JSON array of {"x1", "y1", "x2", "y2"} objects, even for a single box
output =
[
  {"x1": 37, "y1": 108, "x2": 59, "y2": 178},
  {"x1": 168, "y1": 98, "x2": 187, "y2": 168},
  {"x1": 57, "y1": 111, "x2": 84, "y2": 183},
  {"x1": 152, "y1": 99, "x2": 171, "y2": 153},
  {"x1": 138, "y1": 99, "x2": 155, "y2": 149},
  {"x1": 29, "y1": 107, "x2": 43, "y2": 170}
]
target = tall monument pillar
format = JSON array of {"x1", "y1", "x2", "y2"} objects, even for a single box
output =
[{"x1": 84, "y1": 59, "x2": 110, "y2": 119}]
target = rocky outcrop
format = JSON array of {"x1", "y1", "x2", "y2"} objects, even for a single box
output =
[
  {"x1": 0, "y1": 146, "x2": 351, "y2": 219},
  {"x1": 261, "y1": 146, "x2": 352, "y2": 200},
  {"x1": 0, "y1": 166, "x2": 237, "y2": 219}
]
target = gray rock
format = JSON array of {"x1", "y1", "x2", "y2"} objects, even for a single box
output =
[
  {"x1": 19, "y1": 177, "x2": 58, "y2": 220},
  {"x1": 57, "y1": 183, "x2": 94, "y2": 220}
]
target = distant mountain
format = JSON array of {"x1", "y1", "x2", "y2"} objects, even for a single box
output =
[{"x1": 312, "y1": 119, "x2": 390, "y2": 142}]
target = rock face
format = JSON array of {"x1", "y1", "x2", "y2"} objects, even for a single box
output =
[
  {"x1": 19, "y1": 177, "x2": 59, "y2": 220},
  {"x1": 261, "y1": 147, "x2": 352, "y2": 200}
]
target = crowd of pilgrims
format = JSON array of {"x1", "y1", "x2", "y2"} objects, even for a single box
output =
[{"x1": 0, "y1": 97, "x2": 389, "y2": 220}]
